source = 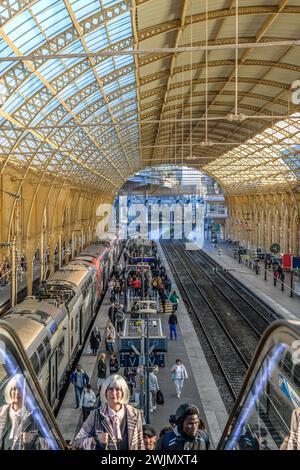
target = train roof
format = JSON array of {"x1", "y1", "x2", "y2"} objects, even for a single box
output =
[
  {"x1": 2, "y1": 317, "x2": 44, "y2": 350},
  {"x1": 2, "y1": 297, "x2": 66, "y2": 332},
  {"x1": 49, "y1": 265, "x2": 91, "y2": 286}
]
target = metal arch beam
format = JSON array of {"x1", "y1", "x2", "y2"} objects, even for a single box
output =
[
  {"x1": 61, "y1": 0, "x2": 132, "y2": 175},
  {"x1": 131, "y1": 0, "x2": 143, "y2": 172},
  {"x1": 140, "y1": 76, "x2": 291, "y2": 102},
  {"x1": 0, "y1": 32, "x2": 125, "y2": 186},
  {"x1": 137, "y1": 5, "x2": 299, "y2": 42},
  {"x1": 200, "y1": 0, "x2": 292, "y2": 148},
  {"x1": 149, "y1": 0, "x2": 189, "y2": 165}
]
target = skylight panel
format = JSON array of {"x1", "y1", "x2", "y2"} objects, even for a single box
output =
[
  {"x1": 285, "y1": 125, "x2": 299, "y2": 134},
  {"x1": 74, "y1": 70, "x2": 95, "y2": 89},
  {"x1": 102, "y1": 80, "x2": 119, "y2": 94},
  {"x1": 39, "y1": 59, "x2": 66, "y2": 81},
  {"x1": 18, "y1": 75, "x2": 44, "y2": 99},
  {"x1": 114, "y1": 55, "x2": 133, "y2": 69},
  {"x1": 2, "y1": 93, "x2": 25, "y2": 114},
  {"x1": 102, "y1": 0, "x2": 121, "y2": 7},
  {"x1": 118, "y1": 71, "x2": 135, "y2": 87},
  {"x1": 72, "y1": 91, "x2": 102, "y2": 114},
  {"x1": 85, "y1": 27, "x2": 109, "y2": 51},
  {"x1": 107, "y1": 13, "x2": 132, "y2": 43},
  {"x1": 31, "y1": 0, "x2": 72, "y2": 39},
  {"x1": 0, "y1": 39, "x2": 15, "y2": 75},
  {"x1": 96, "y1": 57, "x2": 115, "y2": 75},
  {"x1": 4, "y1": 12, "x2": 46, "y2": 55},
  {"x1": 58, "y1": 83, "x2": 78, "y2": 101},
  {"x1": 69, "y1": 0, "x2": 99, "y2": 22},
  {"x1": 42, "y1": 97, "x2": 61, "y2": 116}
]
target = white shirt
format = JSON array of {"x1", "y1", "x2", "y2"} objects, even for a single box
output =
[
  {"x1": 9, "y1": 406, "x2": 28, "y2": 440},
  {"x1": 80, "y1": 389, "x2": 96, "y2": 408},
  {"x1": 107, "y1": 405, "x2": 126, "y2": 441},
  {"x1": 172, "y1": 363, "x2": 188, "y2": 380}
]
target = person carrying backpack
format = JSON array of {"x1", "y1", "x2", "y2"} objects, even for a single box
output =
[{"x1": 168, "y1": 312, "x2": 178, "y2": 340}]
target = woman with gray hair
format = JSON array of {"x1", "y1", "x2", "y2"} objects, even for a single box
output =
[
  {"x1": 0, "y1": 374, "x2": 48, "y2": 450},
  {"x1": 73, "y1": 374, "x2": 144, "y2": 450}
]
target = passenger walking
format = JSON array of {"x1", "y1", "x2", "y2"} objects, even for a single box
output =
[
  {"x1": 156, "y1": 403, "x2": 206, "y2": 450},
  {"x1": 160, "y1": 290, "x2": 168, "y2": 313},
  {"x1": 168, "y1": 312, "x2": 178, "y2": 339},
  {"x1": 105, "y1": 321, "x2": 116, "y2": 344},
  {"x1": 97, "y1": 353, "x2": 107, "y2": 392},
  {"x1": 105, "y1": 335, "x2": 115, "y2": 353},
  {"x1": 170, "y1": 359, "x2": 188, "y2": 398},
  {"x1": 143, "y1": 425, "x2": 157, "y2": 450},
  {"x1": 70, "y1": 364, "x2": 89, "y2": 409},
  {"x1": 170, "y1": 290, "x2": 179, "y2": 312},
  {"x1": 90, "y1": 327, "x2": 100, "y2": 356},
  {"x1": 80, "y1": 384, "x2": 96, "y2": 422},
  {"x1": 109, "y1": 353, "x2": 119, "y2": 375},
  {"x1": 148, "y1": 369, "x2": 159, "y2": 412},
  {"x1": 124, "y1": 367, "x2": 137, "y2": 398},
  {"x1": 108, "y1": 303, "x2": 117, "y2": 326},
  {"x1": 73, "y1": 374, "x2": 145, "y2": 450},
  {"x1": 116, "y1": 307, "x2": 125, "y2": 335}
]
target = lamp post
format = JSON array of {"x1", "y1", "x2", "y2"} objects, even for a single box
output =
[
  {"x1": 0, "y1": 238, "x2": 17, "y2": 307},
  {"x1": 264, "y1": 259, "x2": 267, "y2": 281}
]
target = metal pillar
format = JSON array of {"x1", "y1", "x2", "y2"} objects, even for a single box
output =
[{"x1": 11, "y1": 238, "x2": 17, "y2": 307}]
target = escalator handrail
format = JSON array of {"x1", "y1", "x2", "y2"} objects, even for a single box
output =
[
  {"x1": 0, "y1": 320, "x2": 68, "y2": 450},
  {"x1": 217, "y1": 319, "x2": 300, "y2": 449}
]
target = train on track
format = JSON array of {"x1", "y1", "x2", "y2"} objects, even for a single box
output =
[{"x1": 0, "y1": 236, "x2": 121, "y2": 410}]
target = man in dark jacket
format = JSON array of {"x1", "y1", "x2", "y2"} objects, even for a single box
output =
[
  {"x1": 70, "y1": 364, "x2": 89, "y2": 409},
  {"x1": 168, "y1": 312, "x2": 178, "y2": 340},
  {"x1": 108, "y1": 303, "x2": 117, "y2": 326},
  {"x1": 157, "y1": 403, "x2": 206, "y2": 450}
]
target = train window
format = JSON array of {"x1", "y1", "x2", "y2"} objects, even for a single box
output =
[
  {"x1": 75, "y1": 313, "x2": 79, "y2": 334},
  {"x1": 43, "y1": 337, "x2": 51, "y2": 358},
  {"x1": 30, "y1": 352, "x2": 40, "y2": 375},
  {"x1": 71, "y1": 318, "x2": 74, "y2": 331},
  {"x1": 57, "y1": 336, "x2": 65, "y2": 365},
  {"x1": 37, "y1": 343, "x2": 46, "y2": 368},
  {"x1": 280, "y1": 350, "x2": 293, "y2": 380},
  {"x1": 293, "y1": 364, "x2": 300, "y2": 389}
]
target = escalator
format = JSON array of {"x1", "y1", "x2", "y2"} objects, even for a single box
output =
[
  {"x1": 0, "y1": 321, "x2": 67, "y2": 450},
  {"x1": 218, "y1": 320, "x2": 300, "y2": 450},
  {"x1": 1, "y1": 316, "x2": 300, "y2": 451}
]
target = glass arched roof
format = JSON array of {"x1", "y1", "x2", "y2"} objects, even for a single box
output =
[
  {"x1": 0, "y1": 0, "x2": 142, "y2": 192},
  {"x1": 1, "y1": 1, "x2": 300, "y2": 195}
]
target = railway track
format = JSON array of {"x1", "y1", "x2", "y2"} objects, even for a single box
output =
[
  {"x1": 161, "y1": 241, "x2": 287, "y2": 447},
  {"x1": 161, "y1": 241, "x2": 248, "y2": 405}
]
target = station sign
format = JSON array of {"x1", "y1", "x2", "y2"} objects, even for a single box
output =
[{"x1": 119, "y1": 352, "x2": 165, "y2": 368}]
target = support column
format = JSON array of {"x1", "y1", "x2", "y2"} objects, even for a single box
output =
[
  {"x1": 40, "y1": 231, "x2": 45, "y2": 282},
  {"x1": 11, "y1": 237, "x2": 17, "y2": 307},
  {"x1": 58, "y1": 234, "x2": 62, "y2": 268},
  {"x1": 71, "y1": 232, "x2": 75, "y2": 258}
]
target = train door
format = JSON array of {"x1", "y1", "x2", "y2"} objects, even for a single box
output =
[
  {"x1": 79, "y1": 309, "x2": 83, "y2": 347},
  {"x1": 48, "y1": 351, "x2": 57, "y2": 407},
  {"x1": 0, "y1": 321, "x2": 67, "y2": 449}
]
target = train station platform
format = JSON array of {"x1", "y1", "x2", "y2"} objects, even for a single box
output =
[
  {"x1": 56, "y1": 244, "x2": 228, "y2": 449},
  {"x1": 202, "y1": 241, "x2": 300, "y2": 322}
]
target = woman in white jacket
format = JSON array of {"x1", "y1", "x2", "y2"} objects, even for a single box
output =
[
  {"x1": 171, "y1": 359, "x2": 188, "y2": 398},
  {"x1": 80, "y1": 384, "x2": 96, "y2": 422}
]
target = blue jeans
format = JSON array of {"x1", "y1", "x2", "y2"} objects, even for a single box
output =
[
  {"x1": 75, "y1": 386, "x2": 83, "y2": 407},
  {"x1": 170, "y1": 325, "x2": 177, "y2": 339}
]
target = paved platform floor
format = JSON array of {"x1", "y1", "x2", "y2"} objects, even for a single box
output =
[
  {"x1": 56, "y1": 244, "x2": 229, "y2": 449},
  {"x1": 202, "y1": 241, "x2": 300, "y2": 321}
]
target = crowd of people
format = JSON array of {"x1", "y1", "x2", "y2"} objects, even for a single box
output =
[{"x1": 68, "y1": 240, "x2": 211, "y2": 451}]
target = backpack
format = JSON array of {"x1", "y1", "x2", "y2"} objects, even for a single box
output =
[{"x1": 156, "y1": 389, "x2": 164, "y2": 405}]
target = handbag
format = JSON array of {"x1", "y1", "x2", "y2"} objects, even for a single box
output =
[
  {"x1": 171, "y1": 371, "x2": 176, "y2": 381},
  {"x1": 156, "y1": 389, "x2": 164, "y2": 405}
]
